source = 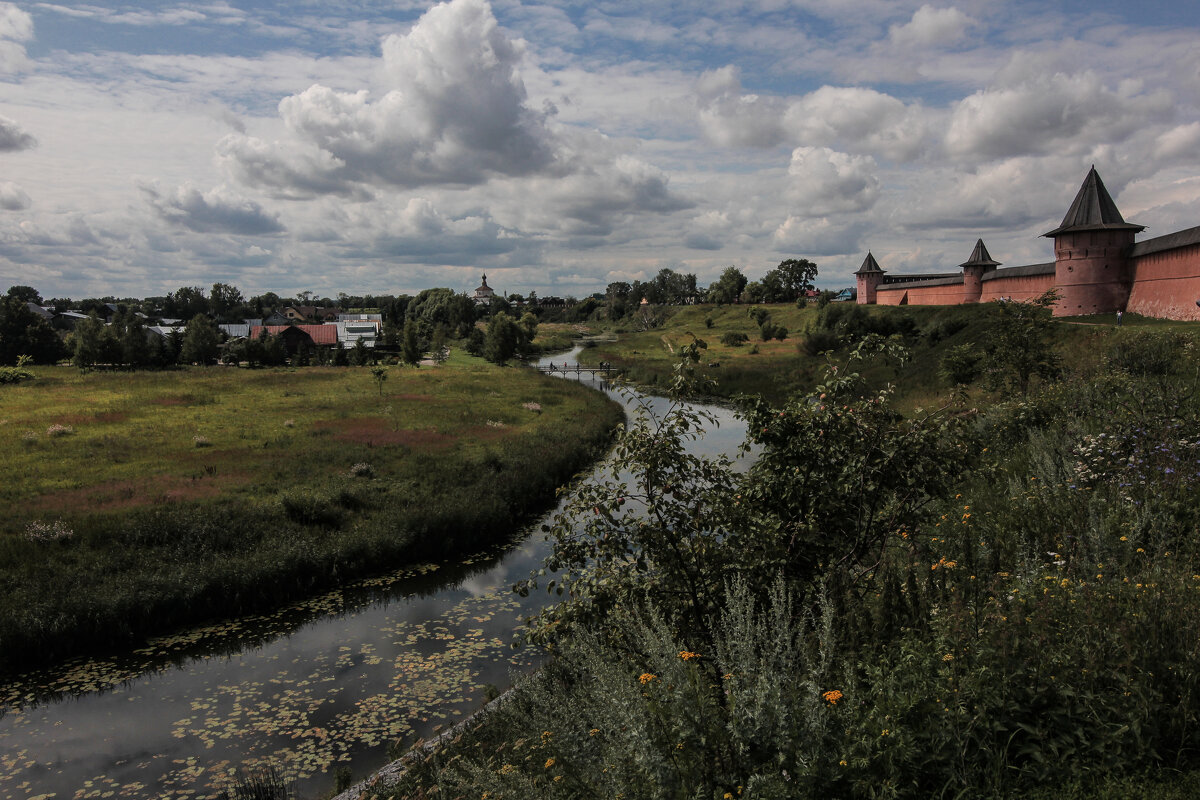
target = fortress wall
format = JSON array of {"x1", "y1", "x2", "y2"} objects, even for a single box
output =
[
  {"x1": 1126, "y1": 244, "x2": 1200, "y2": 321},
  {"x1": 875, "y1": 283, "x2": 963, "y2": 306},
  {"x1": 979, "y1": 272, "x2": 1056, "y2": 303}
]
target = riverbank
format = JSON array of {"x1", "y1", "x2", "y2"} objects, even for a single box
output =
[
  {"x1": 360, "y1": 322, "x2": 1200, "y2": 800},
  {"x1": 0, "y1": 354, "x2": 624, "y2": 673}
]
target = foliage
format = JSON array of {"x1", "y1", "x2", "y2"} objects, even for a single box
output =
[
  {"x1": 519, "y1": 335, "x2": 745, "y2": 646},
  {"x1": 939, "y1": 342, "x2": 982, "y2": 385},
  {"x1": 720, "y1": 331, "x2": 749, "y2": 347},
  {"x1": 760, "y1": 257, "x2": 818, "y2": 302},
  {"x1": 0, "y1": 354, "x2": 35, "y2": 384},
  {"x1": 705, "y1": 266, "x2": 748, "y2": 305},
  {"x1": 180, "y1": 314, "x2": 221, "y2": 365},
  {"x1": 483, "y1": 313, "x2": 525, "y2": 364},
  {"x1": 0, "y1": 294, "x2": 66, "y2": 365},
  {"x1": 981, "y1": 290, "x2": 1062, "y2": 395},
  {"x1": 388, "y1": 317, "x2": 1200, "y2": 800}
]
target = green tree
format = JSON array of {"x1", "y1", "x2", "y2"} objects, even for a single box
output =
[
  {"x1": 982, "y1": 290, "x2": 1061, "y2": 395},
  {"x1": 0, "y1": 294, "x2": 65, "y2": 365},
  {"x1": 705, "y1": 266, "x2": 747, "y2": 305},
  {"x1": 401, "y1": 319, "x2": 422, "y2": 366},
  {"x1": 180, "y1": 314, "x2": 220, "y2": 365},
  {"x1": 209, "y1": 283, "x2": 245, "y2": 322},
  {"x1": 483, "y1": 313, "x2": 522, "y2": 365},
  {"x1": 6, "y1": 285, "x2": 42, "y2": 304},
  {"x1": 766, "y1": 258, "x2": 818, "y2": 300},
  {"x1": 72, "y1": 313, "x2": 106, "y2": 368},
  {"x1": 117, "y1": 311, "x2": 152, "y2": 368},
  {"x1": 518, "y1": 311, "x2": 538, "y2": 344}
]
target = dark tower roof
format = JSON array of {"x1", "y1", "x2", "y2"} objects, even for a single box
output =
[
  {"x1": 854, "y1": 251, "x2": 884, "y2": 274},
  {"x1": 959, "y1": 238, "x2": 1001, "y2": 269},
  {"x1": 1043, "y1": 166, "x2": 1145, "y2": 237}
]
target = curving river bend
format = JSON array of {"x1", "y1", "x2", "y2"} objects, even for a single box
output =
[{"x1": 0, "y1": 348, "x2": 749, "y2": 799}]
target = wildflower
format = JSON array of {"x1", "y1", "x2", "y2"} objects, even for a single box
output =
[
  {"x1": 542, "y1": 730, "x2": 552, "y2": 742},
  {"x1": 589, "y1": 729, "x2": 600, "y2": 736},
  {"x1": 639, "y1": 673, "x2": 657, "y2": 685},
  {"x1": 942, "y1": 653, "x2": 954, "y2": 662},
  {"x1": 545, "y1": 758, "x2": 555, "y2": 769},
  {"x1": 679, "y1": 650, "x2": 700, "y2": 661},
  {"x1": 498, "y1": 764, "x2": 515, "y2": 775},
  {"x1": 822, "y1": 689, "x2": 843, "y2": 705},
  {"x1": 839, "y1": 760, "x2": 848, "y2": 767},
  {"x1": 881, "y1": 729, "x2": 890, "y2": 736},
  {"x1": 553, "y1": 775, "x2": 563, "y2": 782}
]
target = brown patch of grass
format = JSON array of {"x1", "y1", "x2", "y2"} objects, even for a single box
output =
[
  {"x1": 389, "y1": 393, "x2": 438, "y2": 403},
  {"x1": 28, "y1": 474, "x2": 229, "y2": 514},
  {"x1": 312, "y1": 417, "x2": 453, "y2": 447}
]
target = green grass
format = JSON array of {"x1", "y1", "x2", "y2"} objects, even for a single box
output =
[
  {"x1": 581, "y1": 302, "x2": 1200, "y2": 409},
  {"x1": 0, "y1": 358, "x2": 623, "y2": 671}
]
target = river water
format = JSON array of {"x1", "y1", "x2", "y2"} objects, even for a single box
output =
[{"x1": 0, "y1": 348, "x2": 749, "y2": 799}]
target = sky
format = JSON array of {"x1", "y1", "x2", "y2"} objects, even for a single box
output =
[{"x1": 1, "y1": 0, "x2": 1198, "y2": 302}]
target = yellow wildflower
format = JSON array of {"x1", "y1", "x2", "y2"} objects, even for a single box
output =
[
  {"x1": 639, "y1": 673, "x2": 657, "y2": 685},
  {"x1": 679, "y1": 650, "x2": 700, "y2": 661},
  {"x1": 823, "y1": 689, "x2": 843, "y2": 705},
  {"x1": 545, "y1": 757, "x2": 555, "y2": 769},
  {"x1": 942, "y1": 653, "x2": 954, "y2": 662}
]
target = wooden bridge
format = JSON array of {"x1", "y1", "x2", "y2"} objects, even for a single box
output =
[{"x1": 534, "y1": 362, "x2": 619, "y2": 378}]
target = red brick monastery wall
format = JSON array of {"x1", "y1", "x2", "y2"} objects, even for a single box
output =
[
  {"x1": 1126, "y1": 244, "x2": 1200, "y2": 321},
  {"x1": 875, "y1": 283, "x2": 963, "y2": 306},
  {"x1": 979, "y1": 273, "x2": 1056, "y2": 303}
]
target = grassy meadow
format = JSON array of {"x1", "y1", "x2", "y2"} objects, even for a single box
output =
[{"x1": 0, "y1": 353, "x2": 623, "y2": 672}]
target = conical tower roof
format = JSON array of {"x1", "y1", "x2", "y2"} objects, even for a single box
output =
[
  {"x1": 854, "y1": 251, "x2": 883, "y2": 274},
  {"x1": 1043, "y1": 166, "x2": 1144, "y2": 237},
  {"x1": 959, "y1": 238, "x2": 1001, "y2": 268}
]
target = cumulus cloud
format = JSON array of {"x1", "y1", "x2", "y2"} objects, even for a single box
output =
[
  {"x1": 946, "y1": 70, "x2": 1175, "y2": 160},
  {"x1": 772, "y1": 215, "x2": 864, "y2": 256},
  {"x1": 140, "y1": 182, "x2": 286, "y2": 235},
  {"x1": 1154, "y1": 122, "x2": 1200, "y2": 162},
  {"x1": 785, "y1": 146, "x2": 880, "y2": 216},
  {"x1": 888, "y1": 5, "x2": 973, "y2": 49},
  {"x1": 220, "y1": 0, "x2": 558, "y2": 195},
  {"x1": 0, "y1": 116, "x2": 35, "y2": 151},
  {"x1": 0, "y1": 181, "x2": 30, "y2": 210},
  {"x1": 783, "y1": 87, "x2": 931, "y2": 162},
  {"x1": 0, "y1": 3, "x2": 32, "y2": 73},
  {"x1": 695, "y1": 71, "x2": 930, "y2": 161},
  {"x1": 695, "y1": 66, "x2": 787, "y2": 147}
]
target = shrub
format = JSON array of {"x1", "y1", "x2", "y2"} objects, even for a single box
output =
[
  {"x1": 193, "y1": 434, "x2": 212, "y2": 447},
  {"x1": 279, "y1": 489, "x2": 345, "y2": 527},
  {"x1": 802, "y1": 329, "x2": 841, "y2": 356},
  {"x1": 939, "y1": 342, "x2": 982, "y2": 385},
  {"x1": 348, "y1": 462, "x2": 374, "y2": 478},
  {"x1": 760, "y1": 321, "x2": 788, "y2": 341},
  {"x1": 720, "y1": 331, "x2": 749, "y2": 347},
  {"x1": 1106, "y1": 329, "x2": 1192, "y2": 377},
  {"x1": 46, "y1": 423, "x2": 73, "y2": 437}
]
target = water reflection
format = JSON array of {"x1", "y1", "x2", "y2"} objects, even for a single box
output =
[{"x1": 0, "y1": 347, "x2": 749, "y2": 799}]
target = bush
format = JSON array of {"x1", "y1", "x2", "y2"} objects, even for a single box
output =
[
  {"x1": 802, "y1": 329, "x2": 841, "y2": 356},
  {"x1": 720, "y1": 331, "x2": 749, "y2": 347},
  {"x1": 939, "y1": 342, "x2": 982, "y2": 385},
  {"x1": 1106, "y1": 329, "x2": 1192, "y2": 377},
  {"x1": 760, "y1": 321, "x2": 788, "y2": 341}
]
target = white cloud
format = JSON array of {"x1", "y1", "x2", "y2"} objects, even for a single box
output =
[
  {"x1": 139, "y1": 182, "x2": 286, "y2": 235},
  {"x1": 695, "y1": 66, "x2": 787, "y2": 148},
  {"x1": 946, "y1": 69, "x2": 1175, "y2": 160},
  {"x1": 785, "y1": 146, "x2": 880, "y2": 216},
  {"x1": 1153, "y1": 122, "x2": 1200, "y2": 163},
  {"x1": 0, "y1": 2, "x2": 32, "y2": 73},
  {"x1": 0, "y1": 181, "x2": 30, "y2": 210},
  {"x1": 888, "y1": 5, "x2": 973, "y2": 49},
  {"x1": 220, "y1": 0, "x2": 558, "y2": 194}
]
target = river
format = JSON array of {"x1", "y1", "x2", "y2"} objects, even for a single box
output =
[{"x1": 0, "y1": 348, "x2": 749, "y2": 799}]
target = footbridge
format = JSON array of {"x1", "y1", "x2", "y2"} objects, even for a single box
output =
[{"x1": 534, "y1": 362, "x2": 620, "y2": 378}]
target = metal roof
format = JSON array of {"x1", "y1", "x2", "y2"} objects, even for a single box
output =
[
  {"x1": 1043, "y1": 166, "x2": 1144, "y2": 237},
  {"x1": 1130, "y1": 225, "x2": 1200, "y2": 258},
  {"x1": 854, "y1": 251, "x2": 883, "y2": 274},
  {"x1": 960, "y1": 239, "x2": 1001, "y2": 269}
]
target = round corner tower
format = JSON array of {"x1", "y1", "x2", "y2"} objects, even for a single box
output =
[
  {"x1": 1044, "y1": 167, "x2": 1143, "y2": 316},
  {"x1": 960, "y1": 238, "x2": 1000, "y2": 303},
  {"x1": 854, "y1": 251, "x2": 884, "y2": 304}
]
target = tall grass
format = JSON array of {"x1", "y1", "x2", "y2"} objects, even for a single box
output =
[{"x1": 0, "y1": 362, "x2": 623, "y2": 672}]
